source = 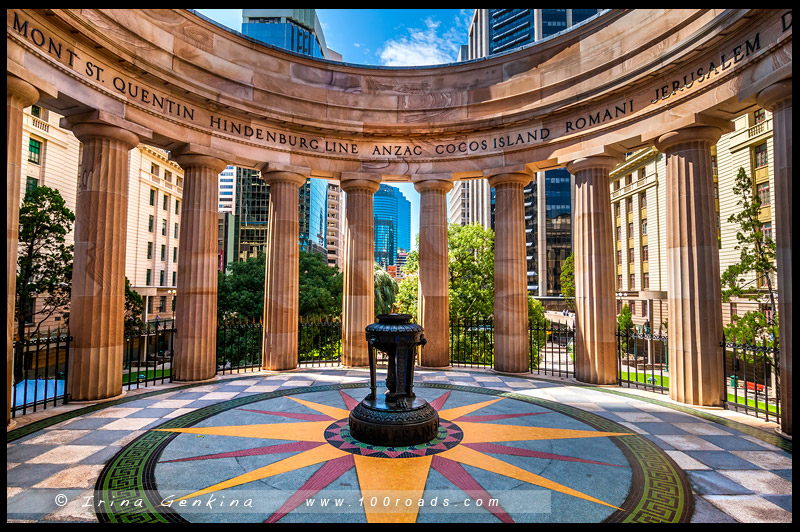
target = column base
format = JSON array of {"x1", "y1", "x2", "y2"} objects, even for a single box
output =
[
  {"x1": 172, "y1": 375, "x2": 220, "y2": 384},
  {"x1": 68, "y1": 390, "x2": 127, "y2": 405},
  {"x1": 7, "y1": 419, "x2": 17, "y2": 430},
  {"x1": 775, "y1": 427, "x2": 792, "y2": 441},
  {"x1": 490, "y1": 368, "x2": 531, "y2": 377}
]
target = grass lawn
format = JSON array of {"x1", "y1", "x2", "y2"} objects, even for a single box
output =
[
  {"x1": 122, "y1": 368, "x2": 171, "y2": 384},
  {"x1": 618, "y1": 370, "x2": 779, "y2": 414}
]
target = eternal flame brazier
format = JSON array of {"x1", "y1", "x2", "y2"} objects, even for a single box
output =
[{"x1": 348, "y1": 313, "x2": 439, "y2": 446}]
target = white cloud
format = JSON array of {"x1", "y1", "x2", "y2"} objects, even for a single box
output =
[{"x1": 378, "y1": 15, "x2": 467, "y2": 67}]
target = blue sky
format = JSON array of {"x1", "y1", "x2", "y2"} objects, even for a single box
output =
[{"x1": 195, "y1": 9, "x2": 474, "y2": 249}]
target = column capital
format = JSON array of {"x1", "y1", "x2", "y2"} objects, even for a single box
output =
[
  {"x1": 61, "y1": 110, "x2": 151, "y2": 149},
  {"x1": 565, "y1": 154, "x2": 621, "y2": 175},
  {"x1": 7, "y1": 62, "x2": 57, "y2": 102},
  {"x1": 170, "y1": 144, "x2": 229, "y2": 173},
  {"x1": 6, "y1": 74, "x2": 41, "y2": 107},
  {"x1": 484, "y1": 165, "x2": 533, "y2": 188},
  {"x1": 413, "y1": 174, "x2": 453, "y2": 193},
  {"x1": 260, "y1": 162, "x2": 309, "y2": 187},
  {"x1": 340, "y1": 172, "x2": 381, "y2": 194},
  {"x1": 756, "y1": 78, "x2": 792, "y2": 112},
  {"x1": 653, "y1": 125, "x2": 727, "y2": 153}
]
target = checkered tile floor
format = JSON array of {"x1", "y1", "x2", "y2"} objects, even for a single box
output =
[{"x1": 7, "y1": 368, "x2": 792, "y2": 523}]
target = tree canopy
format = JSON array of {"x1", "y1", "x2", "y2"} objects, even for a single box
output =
[{"x1": 16, "y1": 185, "x2": 74, "y2": 338}]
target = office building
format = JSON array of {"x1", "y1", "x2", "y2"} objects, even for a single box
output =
[
  {"x1": 373, "y1": 184, "x2": 412, "y2": 268},
  {"x1": 452, "y1": 9, "x2": 600, "y2": 303}
]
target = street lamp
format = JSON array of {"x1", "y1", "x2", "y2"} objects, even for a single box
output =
[{"x1": 167, "y1": 289, "x2": 177, "y2": 324}]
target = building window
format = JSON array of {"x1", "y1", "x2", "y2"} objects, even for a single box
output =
[
  {"x1": 643, "y1": 273, "x2": 650, "y2": 289},
  {"x1": 627, "y1": 197, "x2": 633, "y2": 212},
  {"x1": 159, "y1": 270, "x2": 165, "y2": 286},
  {"x1": 174, "y1": 223, "x2": 179, "y2": 238},
  {"x1": 617, "y1": 300, "x2": 622, "y2": 314},
  {"x1": 146, "y1": 269, "x2": 152, "y2": 286},
  {"x1": 614, "y1": 203, "x2": 620, "y2": 217},
  {"x1": 754, "y1": 143, "x2": 768, "y2": 168},
  {"x1": 630, "y1": 301, "x2": 636, "y2": 314},
  {"x1": 640, "y1": 192, "x2": 647, "y2": 209},
  {"x1": 163, "y1": 194, "x2": 169, "y2": 210},
  {"x1": 757, "y1": 182, "x2": 770, "y2": 206},
  {"x1": 28, "y1": 138, "x2": 42, "y2": 165},
  {"x1": 628, "y1": 222, "x2": 634, "y2": 237},
  {"x1": 618, "y1": 275, "x2": 622, "y2": 289},
  {"x1": 151, "y1": 163, "x2": 159, "y2": 176},
  {"x1": 164, "y1": 170, "x2": 172, "y2": 183},
  {"x1": 149, "y1": 215, "x2": 154, "y2": 232},
  {"x1": 630, "y1": 274, "x2": 635, "y2": 289},
  {"x1": 172, "y1": 271, "x2": 177, "y2": 286},
  {"x1": 150, "y1": 189, "x2": 156, "y2": 206},
  {"x1": 25, "y1": 176, "x2": 39, "y2": 194},
  {"x1": 762, "y1": 222, "x2": 773, "y2": 242},
  {"x1": 147, "y1": 241, "x2": 153, "y2": 259},
  {"x1": 730, "y1": 303, "x2": 737, "y2": 317},
  {"x1": 175, "y1": 200, "x2": 180, "y2": 215},
  {"x1": 161, "y1": 244, "x2": 166, "y2": 262},
  {"x1": 616, "y1": 226, "x2": 621, "y2": 241},
  {"x1": 159, "y1": 296, "x2": 166, "y2": 313},
  {"x1": 754, "y1": 108, "x2": 766, "y2": 124},
  {"x1": 173, "y1": 247, "x2": 178, "y2": 262},
  {"x1": 641, "y1": 219, "x2": 647, "y2": 236},
  {"x1": 147, "y1": 296, "x2": 154, "y2": 313},
  {"x1": 617, "y1": 250, "x2": 622, "y2": 265},
  {"x1": 642, "y1": 245, "x2": 649, "y2": 262},
  {"x1": 162, "y1": 219, "x2": 167, "y2": 236}
]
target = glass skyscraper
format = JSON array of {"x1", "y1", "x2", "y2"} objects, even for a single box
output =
[
  {"x1": 226, "y1": 10, "x2": 337, "y2": 262},
  {"x1": 457, "y1": 9, "x2": 599, "y2": 300},
  {"x1": 373, "y1": 184, "x2": 412, "y2": 268}
]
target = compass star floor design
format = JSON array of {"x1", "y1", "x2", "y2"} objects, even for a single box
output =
[
  {"x1": 94, "y1": 383, "x2": 692, "y2": 523},
  {"x1": 7, "y1": 369, "x2": 792, "y2": 523}
]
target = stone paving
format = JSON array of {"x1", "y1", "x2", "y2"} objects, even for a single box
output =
[{"x1": 6, "y1": 368, "x2": 792, "y2": 523}]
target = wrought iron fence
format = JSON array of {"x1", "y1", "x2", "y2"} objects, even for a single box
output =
[
  {"x1": 722, "y1": 331, "x2": 780, "y2": 425},
  {"x1": 616, "y1": 327, "x2": 670, "y2": 394},
  {"x1": 11, "y1": 329, "x2": 71, "y2": 418},
  {"x1": 448, "y1": 316, "x2": 575, "y2": 377},
  {"x1": 298, "y1": 315, "x2": 342, "y2": 367},
  {"x1": 532, "y1": 321, "x2": 574, "y2": 378},
  {"x1": 123, "y1": 322, "x2": 175, "y2": 390},
  {"x1": 217, "y1": 318, "x2": 263, "y2": 375}
]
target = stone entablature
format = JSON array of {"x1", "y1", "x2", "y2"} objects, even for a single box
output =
[{"x1": 7, "y1": 9, "x2": 792, "y2": 178}]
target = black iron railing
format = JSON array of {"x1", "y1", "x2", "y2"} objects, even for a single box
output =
[
  {"x1": 448, "y1": 316, "x2": 575, "y2": 377},
  {"x1": 123, "y1": 322, "x2": 175, "y2": 390},
  {"x1": 298, "y1": 316, "x2": 342, "y2": 367},
  {"x1": 217, "y1": 318, "x2": 263, "y2": 375},
  {"x1": 11, "y1": 329, "x2": 71, "y2": 418},
  {"x1": 616, "y1": 327, "x2": 669, "y2": 394},
  {"x1": 722, "y1": 331, "x2": 780, "y2": 425}
]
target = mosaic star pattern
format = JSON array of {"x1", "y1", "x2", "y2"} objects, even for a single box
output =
[{"x1": 150, "y1": 389, "x2": 635, "y2": 522}]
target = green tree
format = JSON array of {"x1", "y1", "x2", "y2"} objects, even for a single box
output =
[
  {"x1": 617, "y1": 303, "x2": 634, "y2": 354},
  {"x1": 217, "y1": 253, "x2": 266, "y2": 322},
  {"x1": 720, "y1": 167, "x2": 778, "y2": 350},
  {"x1": 448, "y1": 223, "x2": 494, "y2": 318},
  {"x1": 374, "y1": 263, "x2": 398, "y2": 316},
  {"x1": 16, "y1": 186, "x2": 75, "y2": 340},
  {"x1": 299, "y1": 250, "x2": 342, "y2": 317},
  {"x1": 394, "y1": 274, "x2": 418, "y2": 318},
  {"x1": 124, "y1": 277, "x2": 145, "y2": 327},
  {"x1": 559, "y1": 253, "x2": 575, "y2": 311}
]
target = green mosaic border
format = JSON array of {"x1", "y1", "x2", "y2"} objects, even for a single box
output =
[{"x1": 94, "y1": 383, "x2": 693, "y2": 524}]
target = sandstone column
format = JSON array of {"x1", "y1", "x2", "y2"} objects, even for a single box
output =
[
  {"x1": 487, "y1": 168, "x2": 533, "y2": 373},
  {"x1": 414, "y1": 176, "x2": 453, "y2": 368},
  {"x1": 340, "y1": 173, "x2": 381, "y2": 367},
  {"x1": 7, "y1": 74, "x2": 47, "y2": 424},
  {"x1": 64, "y1": 113, "x2": 148, "y2": 401},
  {"x1": 261, "y1": 165, "x2": 307, "y2": 371},
  {"x1": 566, "y1": 156, "x2": 620, "y2": 385},
  {"x1": 757, "y1": 79, "x2": 792, "y2": 435},
  {"x1": 171, "y1": 151, "x2": 228, "y2": 381},
  {"x1": 654, "y1": 125, "x2": 726, "y2": 407}
]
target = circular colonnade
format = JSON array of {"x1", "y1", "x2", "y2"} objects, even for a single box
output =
[{"x1": 6, "y1": 9, "x2": 792, "y2": 433}]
